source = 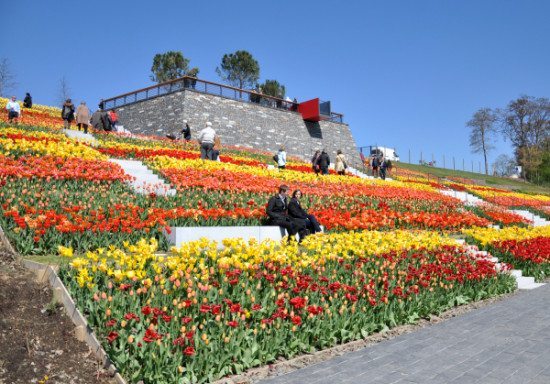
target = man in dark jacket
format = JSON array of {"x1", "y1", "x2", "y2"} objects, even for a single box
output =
[
  {"x1": 316, "y1": 149, "x2": 331, "y2": 175},
  {"x1": 288, "y1": 190, "x2": 322, "y2": 234},
  {"x1": 379, "y1": 156, "x2": 387, "y2": 180},
  {"x1": 266, "y1": 185, "x2": 307, "y2": 240},
  {"x1": 90, "y1": 109, "x2": 111, "y2": 131},
  {"x1": 23, "y1": 93, "x2": 32, "y2": 108}
]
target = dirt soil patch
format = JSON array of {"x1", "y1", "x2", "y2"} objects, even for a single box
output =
[{"x1": 0, "y1": 248, "x2": 115, "y2": 384}]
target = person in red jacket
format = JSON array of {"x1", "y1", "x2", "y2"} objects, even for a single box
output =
[{"x1": 108, "y1": 109, "x2": 119, "y2": 131}]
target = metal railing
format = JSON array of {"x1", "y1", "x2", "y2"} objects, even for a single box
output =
[{"x1": 101, "y1": 76, "x2": 344, "y2": 123}]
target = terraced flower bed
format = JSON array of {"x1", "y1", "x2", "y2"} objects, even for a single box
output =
[
  {"x1": 0, "y1": 107, "x2": 548, "y2": 383},
  {"x1": 464, "y1": 226, "x2": 550, "y2": 281},
  {"x1": 59, "y1": 233, "x2": 515, "y2": 383},
  {"x1": 1, "y1": 125, "x2": 499, "y2": 255}
]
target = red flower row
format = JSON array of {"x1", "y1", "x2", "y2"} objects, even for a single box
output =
[{"x1": 0, "y1": 155, "x2": 130, "y2": 182}]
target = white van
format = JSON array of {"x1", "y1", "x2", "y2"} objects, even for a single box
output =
[{"x1": 369, "y1": 146, "x2": 400, "y2": 162}]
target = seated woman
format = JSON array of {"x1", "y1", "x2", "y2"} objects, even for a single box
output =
[{"x1": 288, "y1": 190, "x2": 322, "y2": 234}]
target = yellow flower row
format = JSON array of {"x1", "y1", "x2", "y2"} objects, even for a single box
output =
[
  {"x1": 97, "y1": 136, "x2": 181, "y2": 151},
  {"x1": 61, "y1": 230, "x2": 458, "y2": 287},
  {"x1": 0, "y1": 130, "x2": 106, "y2": 160},
  {"x1": 463, "y1": 226, "x2": 550, "y2": 245},
  {"x1": 472, "y1": 187, "x2": 550, "y2": 203},
  {"x1": 97, "y1": 137, "x2": 284, "y2": 166}
]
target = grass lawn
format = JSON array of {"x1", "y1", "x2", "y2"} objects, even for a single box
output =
[
  {"x1": 395, "y1": 162, "x2": 550, "y2": 195},
  {"x1": 24, "y1": 254, "x2": 63, "y2": 266}
]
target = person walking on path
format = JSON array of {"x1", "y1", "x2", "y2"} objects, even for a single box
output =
[
  {"x1": 61, "y1": 99, "x2": 75, "y2": 129},
  {"x1": 277, "y1": 147, "x2": 287, "y2": 169},
  {"x1": 212, "y1": 135, "x2": 222, "y2": 161},
  {"x1": 23, "y1": 93, "x2": 32, "y2": 108},
  {"x1": 288, "y1": 189, "x2": 322, "y2": 235},
  {"x1": 108, "y1": 109, "x2": 119, "y2": 131},
  {"x1": 385, "y1": 158, "x2": 393, "y2": 177},
  {"x1": 316, "y1": 149, "x2": 331, "y2": 175},
  {"x1": 5, "y1": 96, "x2": 21, "y2": 124},
  {"x1": 266, "y1": 185, "x2": 307, "y2": 242},
  {"x1": 335, "y1": 150, "x2": 347, "y2": 176},
  {"x1": 90, "y1": 108, "x2": 110, "y2": 131},
  {"x1": 182, "y1": 120, "x2": 192, "y2": 141},
  {"x1": 371, "y1": 154, "x2": 380, "y2": 178},
  {"x1": 197, "y1": 121, "x2": 216, "y2": 160},
  {"x1": 75, "y1": 102, "x2": 91, "y2": 134},
  {"x1": 379, "y1": 156, "x2": 388, "y2": 180},
  {"x1": 311, "y1": 150, "x2": 321, "y2": 175}
]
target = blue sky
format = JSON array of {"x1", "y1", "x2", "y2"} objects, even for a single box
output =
[{"x1": 2, "y1": 0, "x2": 549, "y2": 170}]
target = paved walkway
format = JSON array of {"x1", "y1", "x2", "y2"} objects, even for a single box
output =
[{"x1": 261, "y1": 284, "x2": 550, "y2": 384}]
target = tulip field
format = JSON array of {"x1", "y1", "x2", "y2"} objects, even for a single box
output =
[
  {"x1": 464, "y1": 226, "x2": 550, "y2": 282},
  {"x1": 1, "y1": 97, "x2": 549, "y2": 383},
  {"x1": 58, "y1": 234, "x2": 515, "y2": 383}
]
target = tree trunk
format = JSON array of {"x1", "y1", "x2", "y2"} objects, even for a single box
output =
[{"x1": 481, "y1": 129, "x2": 488, "y2": 175}]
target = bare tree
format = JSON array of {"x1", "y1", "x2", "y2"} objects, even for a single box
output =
[
  {"x1": 0, "y1": 58, "x2": 17, "y2": 97},
  {"x1": 57, "y1": 76, "x2": 71, "y2": 105},
  {"x1": 467, "y1": 108, "x2": 497, "y2": 174}
]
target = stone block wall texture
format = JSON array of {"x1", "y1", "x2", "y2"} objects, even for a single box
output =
[{"x1": 116, "y1": 90, "x2": 362, "y2": 167}]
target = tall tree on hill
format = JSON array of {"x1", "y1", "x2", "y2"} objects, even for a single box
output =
[
  {"x1": 57, "y1": 76, "x2": 71, "y2": 105},
  {"x1": 467, "y1": 107, "x2": 497, "y2": 175},
  {"x1": 260, "y1": 79, "x2": 286, "y2": 98},
  {"x1": 500, "y1": 95, "x2": 550, "y2": 179},
  {"x1": 216, "y1": 50, "x2": 260, "y2": 91},
  {"x1": 150, "y1": 51, "x2": 191, "y2": 83},
  {"x1": 0, "y1": 58, "x2": 17, "y2": 97}
]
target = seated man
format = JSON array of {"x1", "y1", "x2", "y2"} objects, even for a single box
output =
[
  {"x1": 266, "y1": 185, "x2": 307, "y2": 241},
  {"x1": 288, "y1": 190, "x2": 322, "y2": 234}
]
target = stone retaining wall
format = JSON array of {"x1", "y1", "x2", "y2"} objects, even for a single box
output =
[{"x1": 116, "y1": 90, "x2": 363, "y2": 167}]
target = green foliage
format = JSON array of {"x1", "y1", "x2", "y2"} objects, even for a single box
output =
[
  {"x1": 216, "y1": 50, "x2": 260, "y2": 90},
  {"x1": 187, "y1": 67, "x2": 199, "y2": 77},
  {"x1": 537, "y1": 147, "x2": 550, "y2": 184},
  {"x1": 260, "y1": 79, "x2": 286, "y2": 98},
  {"x1": 150, "y1": 51, "x2": 191, "y2": 83}
]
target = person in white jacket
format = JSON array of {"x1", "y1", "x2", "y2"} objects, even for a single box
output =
[
  {"x1": 277, "y1": 147, "x2": 287, "y2": 169},
  {"x1": 6, "y1": 96, "x2": 21, "y2": 124},
  {"x1": 197, "y1": 122, "x2": 217, "y2": 160}
]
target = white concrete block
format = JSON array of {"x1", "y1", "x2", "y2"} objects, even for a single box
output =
[
  {"x1": 165, "y1": 226, "x2": 300, "y2": 249},
  {"x1": 510, "y1": 270, "x2": 522, "y2": 278},
  {"x1": 516, "y1": 276, "x2": 535, "y2": 290}
]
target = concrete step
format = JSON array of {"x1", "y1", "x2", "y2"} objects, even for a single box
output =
[
  {"x1": 511, "y1": 209, "x2": 549, "y2": 227},
  {"x1": 439, "y1": 190, "x2": 482, "y2": 206},
  {"x1": 516, "y1": 275, "x2": 545, "y2": 290},
  {"x1": 63, "y1": 129, "x2": 99, "y2": 146},
  {"x1": 109, "y1": 158, "x2": 174, "y2": 197},
  {"x1": 510, "y1": 269, "x2": 522, "y2": 278}
]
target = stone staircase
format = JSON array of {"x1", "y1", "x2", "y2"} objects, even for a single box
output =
[
  {"x1": 347, "y1": 167, "x2": 373, "y2": 179},
  {"x1": 439, "y1": 190, "x2": 483, "y2": 206},
  {"x1": 63, "y1": 129, "x2": 99, "y2": 146},
  {"x1": 109, "y1": 159, "x2": 176, "y2": 196},
  {"x1": 458, "y1": 240, "x2": 545, "y2": 290},
  {"x1": 510, "y1": 209, "x2": 550, "y2": 227}
]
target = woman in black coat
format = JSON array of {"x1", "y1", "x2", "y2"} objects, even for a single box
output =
[
  {"x1": 23, "y1": 93, "x2": 32, "y2": 108},
  {"x1": 288, "y1": 190, "x2": 322, "y2": 234}
]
